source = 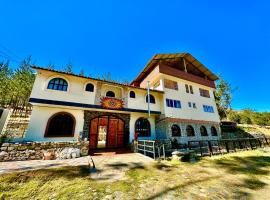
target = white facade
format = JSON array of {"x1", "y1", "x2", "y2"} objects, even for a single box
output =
[{"x1": 26, "y1": 53, "x2": 221, "y2": 147}]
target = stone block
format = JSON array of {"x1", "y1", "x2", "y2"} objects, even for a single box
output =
[
  {"x1": 7, "y1": 147, "x2": 15, "y2": 151},
  {"x1": 1, "y1": 143, "x2": 10, "y2": 147},
  {"x1": 17, "y1": 146, "x2": 27, "y2": 151},
  {"x1": 0, "y1": 147, "x2": 7, "y2": 151}
]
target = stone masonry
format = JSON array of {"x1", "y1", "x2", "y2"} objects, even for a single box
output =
[{"x1": 0, "y1": 141, "x2": 89, "y2": 162}]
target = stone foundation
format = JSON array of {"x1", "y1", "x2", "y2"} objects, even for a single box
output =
[
  {"x1": 156, "y1": 118, "x2": 221, "y2": 143},
  {"x1": 0, "y1": 141, "x2": 89, "y2": 162}
]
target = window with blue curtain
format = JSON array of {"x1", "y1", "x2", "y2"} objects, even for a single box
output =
[
  {"x1": 166, "y1": 98, "x2": 181, "y2": 109},
  {"x1": 203, "y1": 105, "x2": 214, "y2": 113}
]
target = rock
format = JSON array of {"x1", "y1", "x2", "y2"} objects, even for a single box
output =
[
  {"x1": 17, "y1": 146, "x2": 27, "y2": 151},
  {"x1": 105, "y1": 188, "x2": 111, "y2": 193},
  {"x1": 171, "y1": 151, "x2": 181, "y2": 160},
  {"x1": 0, "y1": 147, "x2": 7, "y2": 151},
  {"x1": 1, "y1": 143, "x2": 10, "y2": 147},
  {"x1": 0, "y1": 151, "x2": 8, "y2": 157},
  {"x1": 7, "y1": 146, "x2": 15, "y2": 151}
]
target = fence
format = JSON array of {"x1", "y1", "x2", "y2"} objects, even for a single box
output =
[
  {"x1": 188, "y1": 137, "x2": 270, "y2": 157},
  {"x1": 137, "y1": 137, "x2": 270, "y2": 159}
]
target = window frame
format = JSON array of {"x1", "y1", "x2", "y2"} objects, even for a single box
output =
[
  {"x1": 85, "y1": 83, "x2": 94, "y2": 92},
  {"x1": 44, "y1": 112, "x2": 75, "y2": 137},
  {"x1": 135, "y1": 118, "x2": 151, "y2": 137},
  {"x1": 129, "y1": 91, "x2": 136, "y2": 98},
  {"x1": 146, "y1": 94, "x2": 156, "y2": 104},
  {"x1": 106, "y1": 91, "x2": 116, "y2": 98},
  {"x1": 47, "y1": 77, "x2": 68, "y2": 92},
  {"x1": 186, "y1": 125, "x2": 195, "y2": 137},
  {"x1": 171, "y1": 124, "x2": 181, "y2": 137},
  {"x1": 200, "y1": 126, "x2": 208, "y2": 136},
  {"x1": 211, "y1": 126, "x2": 218, "y2": 136}
]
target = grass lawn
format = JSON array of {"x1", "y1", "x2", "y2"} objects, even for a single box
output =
[{"x1": 1, "y1": 149, "x2": 270, "y2": 200}]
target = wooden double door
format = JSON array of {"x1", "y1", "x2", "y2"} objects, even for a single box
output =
[{"x1": 89, "y1": 116, "x2": 125, "y2": 149}]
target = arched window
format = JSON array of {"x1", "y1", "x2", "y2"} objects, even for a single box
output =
[
  {"x1": 85, "y1": 83, "x2": 94, "y2": 92},
  {"x1": 186, "y1": 125, "x2": 195, "y2": 137},
  {"x1": 47, "y1": 78, "x2": 68, "y2": 91},
  {"x1": 146, "y1": 94, "x2": 156, "y2": 104},
  {"x1": 211, "y1": 126, "x2": 218, "y2": 136},
  {"x1": 171, "y1": 124, "x2": 181, "y2": 137},
  {"x1": 135, "y1": 118, "x2": 151, "y2": 137},
  {"x1": 130, "y1": 91, "x2": 136, "y2": 98},
  {"x1": 106, "y1": 91, "x2": 115, "y2": 97},
  {"x1": 200, "y1": 126, "x2": 208, "y2": 136},
  {"x1": 45, "y1": 112, "x2": 75, "y2": 137}
]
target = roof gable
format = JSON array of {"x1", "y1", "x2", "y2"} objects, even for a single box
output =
[{"x1": 131, "y1": 53, "x2": 218, "y2": 86}]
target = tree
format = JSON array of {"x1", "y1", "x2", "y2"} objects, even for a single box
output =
[
  {"x1": 79, "y1": 69, "x2": 84, "y2": 76},
  {"x1": 214, "y1": 75, "x2": 235, "y2": 119},
  {"x1": 0, "y1": 61, "x2": 12, "y2": 106},
  {"x1": 11, "y1": 56, "x2": 35, "y2": 107},
  {"x1": 65, "y1": 62, "x2": 73, "y2": 73},
  {"x1": 47, "y1": 62, "x2": 55, "y2": 70},
  {"x1": 227, "y1": 110, "x2": 241, "y2": 123}
]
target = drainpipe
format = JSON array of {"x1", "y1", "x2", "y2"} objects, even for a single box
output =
[{"x1": 147, "y1": 81, "x2": 151, "y2": 117}]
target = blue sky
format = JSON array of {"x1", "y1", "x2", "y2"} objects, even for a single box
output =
[{"x1": 0, "y1": 1, "x2": 269, "y2": 111}]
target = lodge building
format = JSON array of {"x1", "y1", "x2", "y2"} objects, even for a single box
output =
[{"x1": 26, "y1": 53, "x2": 221, "y2": 149}]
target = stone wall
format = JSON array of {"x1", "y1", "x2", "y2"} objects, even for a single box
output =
[
  {"x1": 0, "y1": 141, "x2": 89, "y2": 162},
  {"x1": 156, "y1": 118, "x2": 221, "y2": 144}
]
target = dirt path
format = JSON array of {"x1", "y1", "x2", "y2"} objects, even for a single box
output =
[{"x1": 0, "y1": 153, "x2": 154, "y2": 181}]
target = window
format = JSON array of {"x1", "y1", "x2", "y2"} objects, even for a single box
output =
[
  {"x1": 129, "y1": 91, "x2": 136, "y2": 98},
  {"x1": 171, "y1": 124, "x2": 181, "y2": 137},
  {"x1": 45, "y1": 112, "x2": 75, "y2": 137},
  {"x1": 211, "y1": 126, "x2": 218, "y2": 136},
  {"x1": 146, "y1": 94, "x2": 155, "y2": 104},
  {"x1": 166, "y1": 99, "x2": 181, "y2": 108},
  {"x1": 189, "y1": 85, "x2": 194, "y2": 94},
  {"x1": 188, "y1": 102, "x2": 192, "y2": 108},
  {"x1": 185, "y1": 84, "x2": 189, "y2": 93},
  {"x1": 166, "y1": 99, "x2": 174, "y2": 107},
  {"x1": 85, "y1": 83, "x2": 94, "y2": 92},
  {"x1": 164, "y1": 79, "x2": 178, "y2": 90},
  {"x1": 47, "y1": 78, "x2": 68, "y2": 91},
  {"x1": 185, "y1": 84, "x2": 194, "y2": 94},
  {"x1": 199, "y1": 88, "x2": 210, "y2": 98},
  {"x1": 135, "y1": 118, "x2": 151, "y2": 137},
  {"x1": 186, "y1": 125, "x2": 195, "y2": 137},
  {"x1": 203, "y1": 105, "x2": 214, "y2": 113},
  {"x1": 193, "y1": 103, "x2": 197, "y2": 109},
  {"x1": 200, "y1": 126, "x2": 208, "y2": 136},
  {"x1": 106, "y1": 91, "x2": 115, "y2": 97},
  {"x1": 174, "y1": 100, "x2": 181, "y2": 108}
]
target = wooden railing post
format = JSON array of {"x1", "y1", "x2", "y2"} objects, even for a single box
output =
[
  {"x1": 153, "y1": 141, "x2": 155, "y2": 160},
  {"x1": 225, "y1": 141, "x2": 229, "y2": 153},
  {"x1": 208, "y1": 141, "x2": 213, "y2": 156}
]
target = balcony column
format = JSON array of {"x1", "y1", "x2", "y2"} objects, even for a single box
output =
[
  {"x1": 122, "y1": 87, "x2": 129, "y2": 108},
  {"x1": 94, "y1": 82, "x2": 102, "y2": 105}
]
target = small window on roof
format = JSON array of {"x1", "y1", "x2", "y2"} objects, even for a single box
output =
[
  {"x1": 85, "y1": 83, "x2": 94, "y2": 92},
  {"x1": 130, "y1": 91, "x2": 136, "y2": 98}
]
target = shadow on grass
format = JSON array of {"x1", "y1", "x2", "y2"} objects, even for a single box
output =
[
  {"x1": 105, "y1": 162, "x2": 146, "y2": 170},
  {"x1": 2, "y1": 165, "x2": 94, "y2": 183},
  {"x1": 144, "y1": 175, "x2": 221, "y2": 200},
  {"x1": 214, "y1": 156, "x2": 270, "y2": 175}
]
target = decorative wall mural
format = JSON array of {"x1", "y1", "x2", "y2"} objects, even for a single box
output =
[{"x1": 100, "y1": 97, "x2": 124, "y2": 109}]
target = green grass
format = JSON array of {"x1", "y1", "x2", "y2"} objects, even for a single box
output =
[{"x1": 1, "y1": 149, "x2": 270, "y2": 199}]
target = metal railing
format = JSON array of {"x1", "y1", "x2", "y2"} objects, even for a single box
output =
[
  {"x1": 187, "y1": 136, "x2": 270, "y2": 157},
  {"x1": 136, "y1": 140, "x2": 166, "y2": 160}
]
